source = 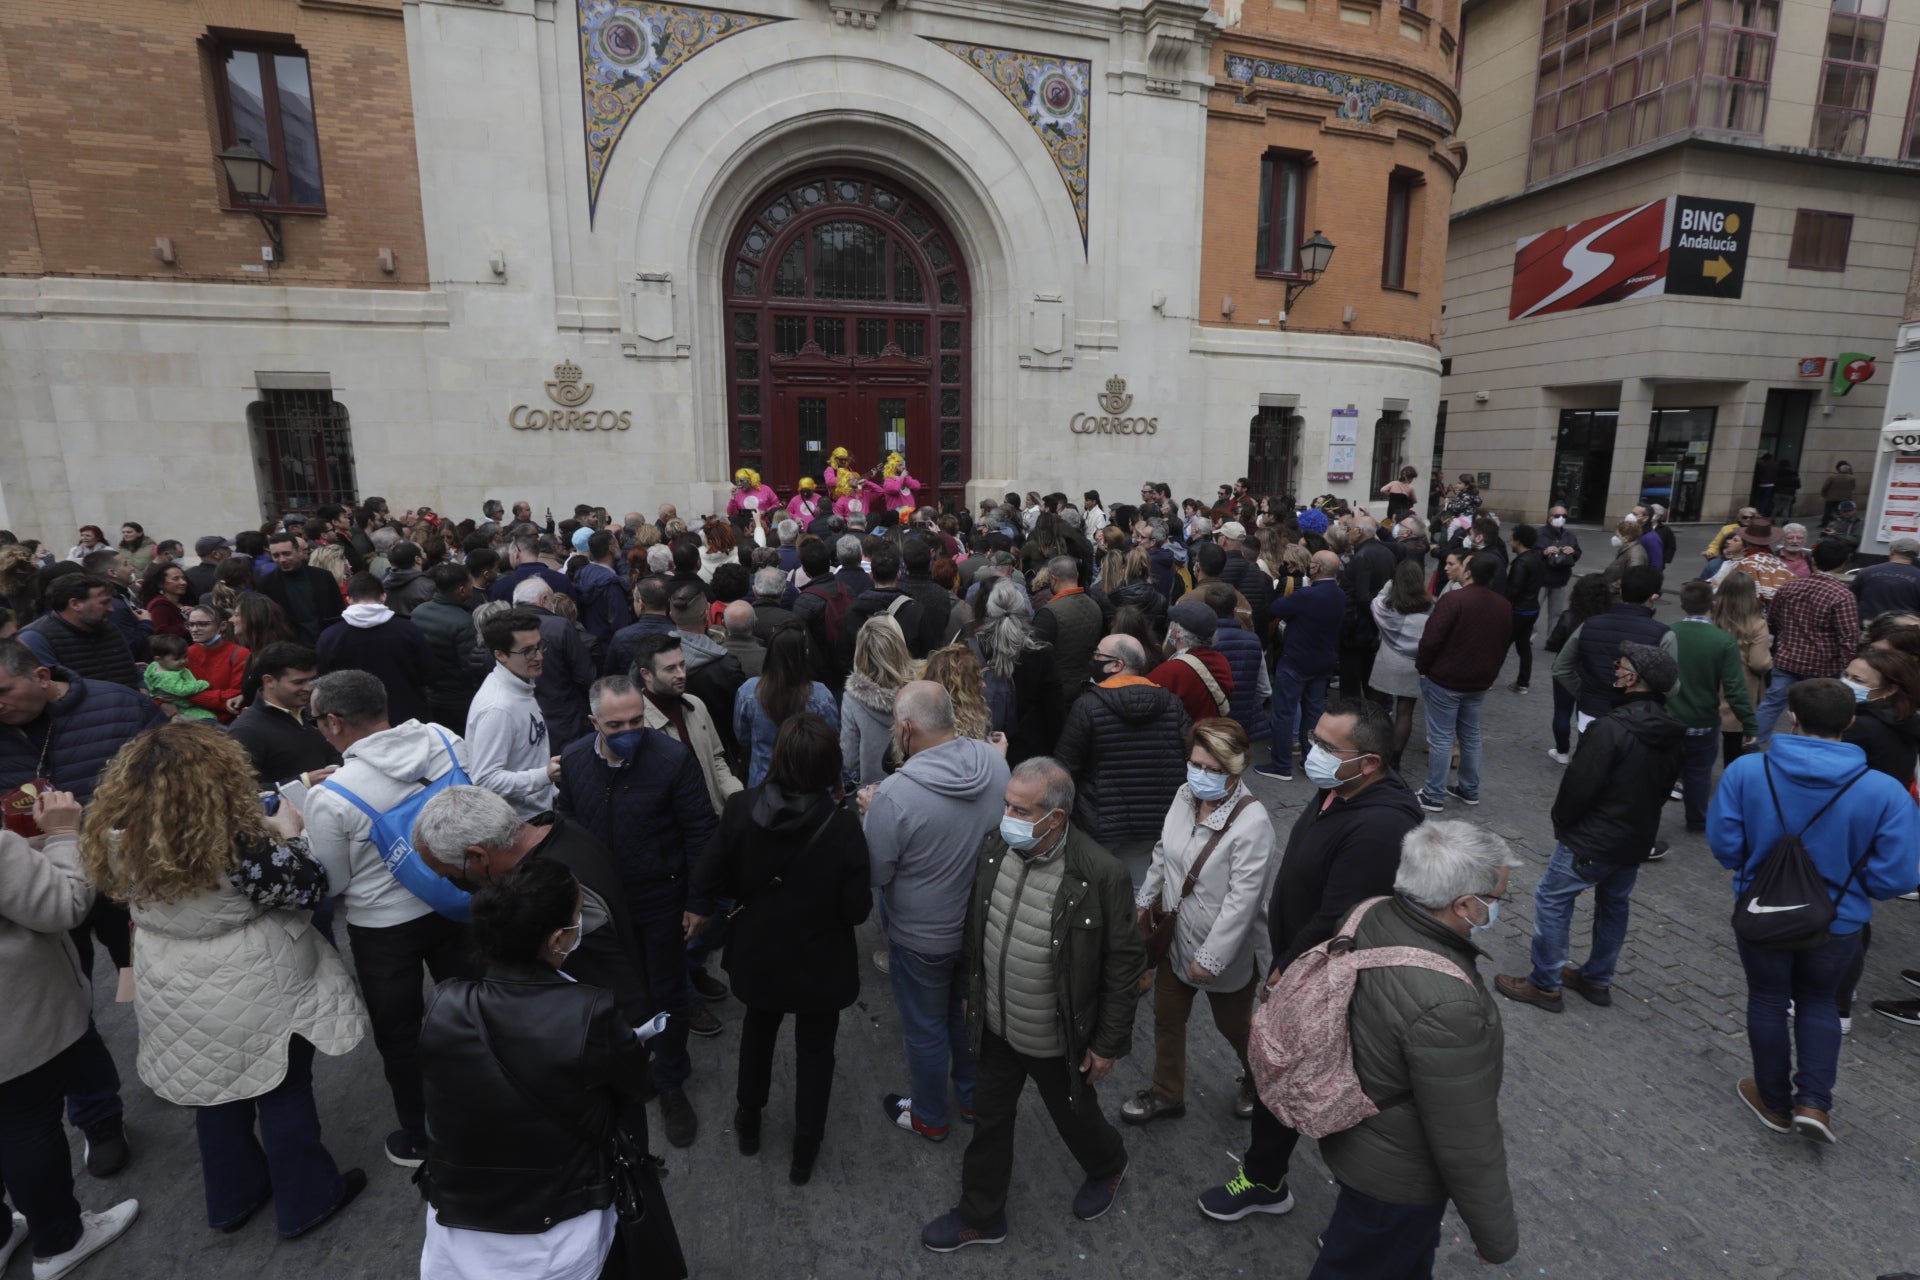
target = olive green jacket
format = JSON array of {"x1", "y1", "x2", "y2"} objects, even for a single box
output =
[
  {"x1": 963, "y1": 824, "x2": 1144, "y2": 1101},
  {"x1": 1317, "y1": 896, "x2": 1518, "y2": 1265}
]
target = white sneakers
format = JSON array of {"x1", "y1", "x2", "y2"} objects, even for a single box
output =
[
  {"x1": 0, "y1": 1213, "x2": 27, "y2": 1276},
  {"x1": 1546, "y1": 748, "x2": 1571, "y2": 765},
  {"x1": 32, "y1": 1200, "x2": 138, "y2": 1280}
]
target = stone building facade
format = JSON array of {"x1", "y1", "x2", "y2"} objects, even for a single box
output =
[{"x1": 1, "y1": 0, "x2": 1461, "y2": 537}]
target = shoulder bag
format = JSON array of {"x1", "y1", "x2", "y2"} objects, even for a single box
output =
[{"x1": 1140, "y1": 793, "x2": 1255, "y2": 968}]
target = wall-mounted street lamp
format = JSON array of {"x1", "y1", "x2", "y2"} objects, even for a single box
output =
[
  {"x1": 218, "y1": 138, "x2": 285, "y2": 263},
  {"x1": 1285, "y1": 230, "x2": 1336, "y2": 312}
]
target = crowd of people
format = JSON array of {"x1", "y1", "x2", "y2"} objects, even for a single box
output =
[{"x1": 2, "y1": 464, "x2": 1918, "y2": 1280}]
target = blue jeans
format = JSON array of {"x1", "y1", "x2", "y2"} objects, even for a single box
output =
[
  {"x1": 1551, "y1": 679, "x2": 1575, "y2": 755},
  {"x1": 1752, "y1": 668, "x2": 1812, "y2": 746},
  {"x1": 887, "y1": 943, "x2": 974, "y2": 1129},
  {"x1": 1738, "y1": 931, "x2": 1860, "y2": 1114},
  {"x1": 1268, "y1": 661, "x2": 1331, "y2": 771},
  {"x1": 1678, "y1": 729, "x2": 1718, "y2": 829},
  {"x1": 1419, "y1": 679, "x2": 1484, "y2": 802},
  {"x1": 194, "y1": 1036, "x2": 347, "y2": 1236},
  {"x1": 1308, "y1": 1184, "x2": 1447, "y2": 1279},
  {"x1": 1527, "y1": 842, "x2": 1639, "y2": 992}
]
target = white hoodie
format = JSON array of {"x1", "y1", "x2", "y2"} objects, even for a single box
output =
[
  {"x1": 465, "y1": 663, "x2": 557, "y2": 819},
  {"x1": 342, "y1": 602, "x2": 394, "y2": 629},
  {"x1": 305, "y1": 720, "x2": 468, "y2": 929}
]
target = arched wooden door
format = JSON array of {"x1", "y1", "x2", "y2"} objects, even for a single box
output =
[{"x1": 724, "y1": 171, "x2": 972, "y2": 510}]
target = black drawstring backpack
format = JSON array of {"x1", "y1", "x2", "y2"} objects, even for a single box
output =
[{"x1": 1733, "y1": 763, "x2": 1870, "y2": 952}]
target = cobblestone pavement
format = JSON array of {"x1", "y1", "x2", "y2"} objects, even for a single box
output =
[{"x1": 28, "y1": 526, "x2": 1920, "y2": 1279}]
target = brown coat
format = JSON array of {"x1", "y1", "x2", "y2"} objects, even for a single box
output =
[{"x1": 1719, "y1": 618, "x2": 1772, "y2": 733}]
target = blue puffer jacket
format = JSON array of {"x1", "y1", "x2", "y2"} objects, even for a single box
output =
[
  {"x1": 0, "y1": 668, "x2": 165, "y2": 802},
  {"x1": 554, "y1": 727, "x2": 718, "y2": 892},
  {"x1": 1212, "y1": 618, "x2": 1270, "y2": 743},
  {"x1": 1708, "y1": 733, "x2": 1920, "y2": 935}
]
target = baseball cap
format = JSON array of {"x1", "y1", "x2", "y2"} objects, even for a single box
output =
[
  {"x1": 1219, "y1": 521, "x2": 1247, "y2": 542},
  {"x1": 1891, "y1": 536, "x2": 1920, "y2": 557},
  {"x1": 194, "y1": 535, "x2": 232, "y2": 558}
]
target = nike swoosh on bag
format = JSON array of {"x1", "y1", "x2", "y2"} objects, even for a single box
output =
[{"x1": 1746, "y1": 900, "x2": 1808, "y2": 914}]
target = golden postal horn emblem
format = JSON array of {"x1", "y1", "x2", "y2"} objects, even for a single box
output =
[
  {"x1": 1097, "y1": 376, "x2": 1133, "y2": 415},
  {"x1": 1071, "y1": 375, "x2": 1157, "y2": 436},
  {"x1": 512, "y1": 360, "x2": 631, "y2": 431}
]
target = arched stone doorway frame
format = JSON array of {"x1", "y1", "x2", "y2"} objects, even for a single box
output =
[{"x1": 602, "y1": 39, "x2": 1087, "y2": 504}]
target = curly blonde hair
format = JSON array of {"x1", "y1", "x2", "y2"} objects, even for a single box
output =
[
  {"x1": 81, "y1": 722, "x2": 270, "y2": 905},
  {"x1": 923, "y1": 644, "x2": 990, "y2": 740}
]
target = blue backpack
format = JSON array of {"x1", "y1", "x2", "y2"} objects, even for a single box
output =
[{"x1": 319, "y1": 728, "x2": 473, "y2": 922}]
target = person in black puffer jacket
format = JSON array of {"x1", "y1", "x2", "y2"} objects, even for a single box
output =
[
  {"x1": 1054, "y1": 634, "x2": 1191, "y2": 877},
  {"x1": 1503, "y1": 525, "x2": 1547, "y2": 692},
  {"x1": 1105, "y1": 548, "x2": 1168, "y2": 643},
  {"x1": 1216, "y1": 522, "x2": 1273, "y2": 637},
  {"x1": 1498, "y1": 642, "x2": 1683, "y2": 1013}
]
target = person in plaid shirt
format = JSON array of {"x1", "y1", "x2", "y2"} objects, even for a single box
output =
[{"x1": 1753, "y1": 538, "x2": 1859, "y2": 745}]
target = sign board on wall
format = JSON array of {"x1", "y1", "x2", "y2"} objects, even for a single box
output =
[
  {"x1": 1508, "y1": 195, "x2": 1755, "y2": 320},
  {"x1": 1878, "y1": 455, "x2": 1920, "y2": 544},
  {"x1": 1327, "y1": 408, "x2": 1359, "y2": 482}
]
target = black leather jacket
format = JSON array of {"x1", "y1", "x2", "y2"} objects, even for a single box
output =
[{"x1": 418, "y1": 962, "x2": 647, "y2": 1233}]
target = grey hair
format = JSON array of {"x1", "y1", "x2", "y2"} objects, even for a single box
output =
[
  {"x1": 1105, "y1": 633, "x2": 1147, "y2": 674},
  {"x1": 1046, "y1": 554, "x2": 1078, "y2": 584},
  {"x1": 1782, "y1": 522, "x2": 1807, "y2": 537},
  {"x1": 511, "y1": 576, "x2": 552, "y2": 606},
  {"x1": 776, "y1": 519, "x2": 799, "y2": 545},
  {"x1": 1393, "y1": 820, "x2": 1521, "y2": 908},
  {"x1": 1354, "y1": 516, "x2": 1378, "y2": 539},
  {"x1": 471, "y1": 600, "x2": 513, "y2": 639},
  {"x1": 309, "y1": 669, "x2": 388, "y2": 727},
  {"x1": 752, "y1": 567, "x2": 786, "y2": 600},
  {"x1": 412, "y1": 785, "x2": 521, "y2": 863},
  {"x1": 645, "y1": 544, "x2": 673, "y2": 573},
  {"x1": 979, "y1": 579, "x2": 1040, "y2": 679},
  {"x1": 1147, "y1": 524, "x2": 1168, "y2": 546},
  {"x1": 589, "y1": 673, "x2": 639, "y2": 717},
  {"x1": 1057, "y1": 504, "x2": 1083, "y2": 531},
  {"x1": 370, "y1": 526, "x2": 401, "y2": 552},
  {"x1": 835, "y1": 535, "x2": 863, "y2": 567},
  {"x1": 1011, "y1": 756, "x2": 1075, "y2": 817},
  {"x1": 1189, "y1": 516, "x2": 1213, "y2": 539},
  {"x1": 894, "y1": 680, "x2": 955, "y2": 733}
]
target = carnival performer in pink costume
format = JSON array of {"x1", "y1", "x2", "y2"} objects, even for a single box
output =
[
  {"x1": 725, "y1": 467, "x2": 779, "y2": 519},
  {"x1": 787, "y1": 476, "x2": 826, "y2": 524},
  {"x1": 880, "y1": 452, "x2": 920, "y2": 518}
]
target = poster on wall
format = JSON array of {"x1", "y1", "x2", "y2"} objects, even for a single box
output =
[
  {"x1": 1508, "y1": 195, "x2": 1754, "y2": 319},
  {"x1": 1327, "y1": 408, "x2": 1358, "y2": 481},
  {"x1": 1877, "y1": 455, "x2": 1920, "y2": 544}
]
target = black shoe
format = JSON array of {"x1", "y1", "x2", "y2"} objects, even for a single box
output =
[
  {"x1": 688, "y1": 1004, "x2": 723, "y2": 1038},
  {"x1": 82, "y1": 1118, "x2": 129, "y2": 1178},
  {"x1": 284, "y1": 1168, "x2": 365, "y2": 1240},
  {"x1": 1901, "y1": 968, "x2": 1920, "y2": 991},
  {"x1": 1644, "y1": 840, "x2": 1670, "y2": 862},
  {"x1": 1072, "y1": 1158, "x2": 1128, "y2": 1221},
  {"x1": 1561, "y1": 967, "x2": 1613, "y2": 1007},
  {"x1": 383, "y1": 1129, "x2": 426, "y2": 1169},
  {"x1": 661, "y1": 1088, "x2": 698, "y2": 1148},
  {"x1": 217, "y1": 1194, "x2": 271, "y2": 1234},
  {"x1": 789, "y1": 1136, "x2": 820, "y2": 1186},
  {"x1": 735, "y1": 1106, "x2": 760, "y2": 1156},
  {"x1": 1445, "y1": 784, "x2": 1480, "y2": 807},
  {"x1": 690, "y1": 966, "x2": 729, "y2": 1002}
]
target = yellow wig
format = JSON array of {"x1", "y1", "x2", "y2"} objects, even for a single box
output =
[
  {"x1": 733, "y1": 466, "x2": 761, "y2": 488},
  {"x1": 833, "y1": 471, "x2": 859, "y2": 499},
  {"x1": 829, "y1": 446, "x2": 850, "y2": 467},
  {"x1": 884, "y1": 452, "x2": 906, "y2": 478},
  {"x1": 797, "y1": 476, "x2": 817, "y2": 493}
]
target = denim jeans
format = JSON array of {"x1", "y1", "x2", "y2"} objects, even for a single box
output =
[
  {"x1": 1752, "y1": 668, "x2": 1813, "y2": 745},
  {"x1": 194, "y1": 1036, "x2": 347, "y2": 1236},
  {"x1": 0, "y1": 1032, "x2": 88, "y2": 1259},
  {"x1": 1268, "y1": 661, "x2": 1332, "y2": 772},
  {"x1": 1678, "y1": 729, "x2": 1719, "y2": 829},
  {"x1": 1308, "y1": 1184, "x2": 1447, "y2": 1280},
  {"x1": 1526, "y1": 842, "x2": 1639, "y2": 992},
  {"x1": 1738, "y1": 930, "x2": 1860, "y2": 1114},
  {"x1": 887, "y1": 944, "x2": 974, "y2": 1129},
  {"x1": 1419, "y1": 679, "x2": 1484, "y2": 803},
  {"x1": 1550, "y1": 680, "x2": 1575, "y2": 755}
]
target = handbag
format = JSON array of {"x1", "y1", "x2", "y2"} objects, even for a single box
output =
[
  {"x1": 468, "y1": 1002, "x2": 688, "y2": 1279},
  {"x1": 1140, "y1": 794, "x2": 1254, "y2": 969},
  {"x1": 724, "y1": 802, "x2": 837, "y2": 922}
]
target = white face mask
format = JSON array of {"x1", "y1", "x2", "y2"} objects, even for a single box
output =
[
  {"x1": 552, "y1": 911, "x2": 583, "y2": 960},
  {"x1": 1610, "y1": 535, "x2": 1624, "y2": 548},
  {"x1": 1468, "y1": 896, "x2": 1500, "y2": 935},
  {"x1": 1550, "y1": 516, "x2": 1566, "y2": 529}
]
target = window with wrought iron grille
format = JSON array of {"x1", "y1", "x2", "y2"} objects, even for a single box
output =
[
  {"x1": 1529, "y1": 0, "x2": 1778, "y2": 184},
  {"x1": 1813, "y1": 0, "x2": 1885, "y2": 156},
  {"x1": 247, "y1": 389, "x2": 357, "y2": 519}
]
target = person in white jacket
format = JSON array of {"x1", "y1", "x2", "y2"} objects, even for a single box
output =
[
  {"x1": 1123, "y1": 717, "x2": 1277, "y2": 1127},
  {"x1": 465, "y1": 609, "x2": 561, "y2": 819},
  {"x1": 305, "y1": 670, "x2": 477, "y2": 1170}
]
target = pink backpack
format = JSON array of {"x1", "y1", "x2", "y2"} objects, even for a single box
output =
[{"x1": 1247, "y1": 896, "x2": 1473, "y2": 1139}]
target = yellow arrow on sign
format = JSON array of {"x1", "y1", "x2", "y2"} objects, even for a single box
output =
[{"x1": 1702, "y1": 255, "x2": 1732, "y2": 283}]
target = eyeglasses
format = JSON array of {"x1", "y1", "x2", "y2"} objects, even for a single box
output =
[
  {"x1": 507, "y1": 644, "x2": 542, "y2": 660},
  {"x1": 1307, "y1": 733, "x2": 1368, "y2": 757},
  {"x1": 1093, "y1": 652, "x2": 1122, "y2": 665},
  {"x1": 186, "y1": 619, "x2": 217, "y2": 629}
]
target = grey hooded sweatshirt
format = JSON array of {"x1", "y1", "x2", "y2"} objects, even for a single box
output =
[{"x1": 865, "y1": 735, "x2": 1011, "y2": 955}]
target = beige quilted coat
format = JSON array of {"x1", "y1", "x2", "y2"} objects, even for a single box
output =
[{"x1": 130, "y1": 880, "x2": 367, "y2": 1106}]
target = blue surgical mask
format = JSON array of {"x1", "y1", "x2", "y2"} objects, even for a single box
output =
[
  {"x1": 1841, "y1": 677, "x2": 1874, "y2": 704},
  {"x1": 1303, "y1": 743, "x2": 1355, "y2": 789},
  {"x1": 1470, "y1": 896, "x2": 1500, "y2": 935},
  {"x1": 1187, "y1": 765, "x2": 1230, "y2": 801},
  {"x1": 604, "y1": 728, "x2": 645, "y2": 760},
  {"x1": 1000, "y1": 809, "x2": 1056, "y2": 852}
]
